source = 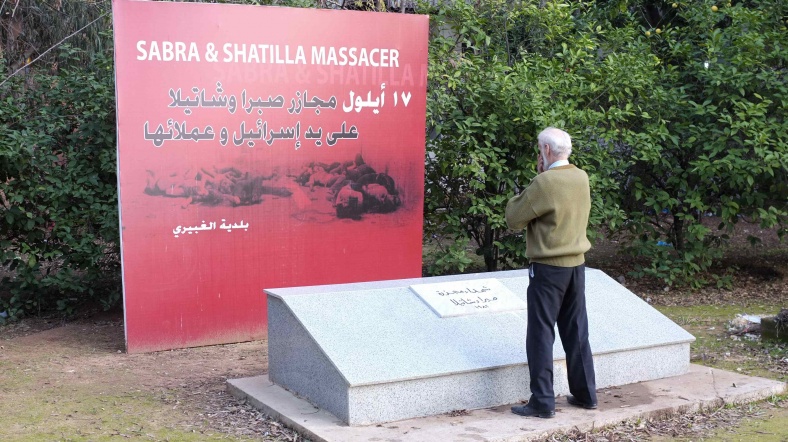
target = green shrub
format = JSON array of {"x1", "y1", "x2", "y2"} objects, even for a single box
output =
[
  {"x1": 0, "y1": 44, "x2": 120, "y2": 321},
  {"x1": 423, "y1": 0, "x2": 787, "y2": 285},
  {"x1": 618, "y1": 0, "x2": 788, "y2": 287}
]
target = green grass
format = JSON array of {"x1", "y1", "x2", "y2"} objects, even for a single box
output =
[
  {"x1": 0, "y1": 341, "x2": 255, "y2": 442},
  {"x1": 704, "y1": 398, "x2": 788, "y2": 441},
  {"x1": 615, "y1": 302, "x2": 788, "y2": 441},
  {"x1": 656, "y1": 304, "x2": 788, "y2": 382},
  {"x1": 0, "y1": 382, "x2": 243, "y2": 441}
]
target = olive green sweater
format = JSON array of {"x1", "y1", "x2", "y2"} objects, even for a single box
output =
[{"x1": 505, "y1": 164, "x2": 591, "y2": 267}]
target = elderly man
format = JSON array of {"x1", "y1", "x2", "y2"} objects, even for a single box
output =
[{"x1": 505, "y1": 127, "x2": 597, "y2": 418}]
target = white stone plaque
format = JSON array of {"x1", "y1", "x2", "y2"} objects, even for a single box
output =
[{"x1": 409, "y1": 278, "x2": 527, "y2": 318}]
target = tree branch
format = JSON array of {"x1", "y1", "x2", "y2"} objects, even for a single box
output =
[{"x1": 0, "y1": 11, "x2": 109, "y2": 88}]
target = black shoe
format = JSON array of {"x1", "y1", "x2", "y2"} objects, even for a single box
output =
[
  {"x1": 566, "y1": 395, "x2": 597, "y2": 410},
  {"x1": 511, "y1": 404, "x2": 555, "y2": 418}
]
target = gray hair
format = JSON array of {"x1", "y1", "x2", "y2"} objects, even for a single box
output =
[{"x1": 537, "y1": 127, "x2": 572, "y2": 158}]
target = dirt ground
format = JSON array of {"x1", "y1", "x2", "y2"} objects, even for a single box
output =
[
  {"x1": 1, "y1": 219, "x2": 786, "y2": 441},
  {"x1": 0, "y1": 312, "x2": 296, "y2": 441}
]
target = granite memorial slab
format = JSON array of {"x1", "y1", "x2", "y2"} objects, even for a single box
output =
[{"x1": 264, "y1": 268, "x2": 695, "y2": 426}]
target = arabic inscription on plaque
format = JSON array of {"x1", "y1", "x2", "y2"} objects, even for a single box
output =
[{"x1": 409, "y1": 278, "x2": 527, "y2": 318}]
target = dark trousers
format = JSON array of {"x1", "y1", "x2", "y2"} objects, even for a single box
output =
[{"x1": 526, "y1": 262, "x2": 597, "y2": 411}]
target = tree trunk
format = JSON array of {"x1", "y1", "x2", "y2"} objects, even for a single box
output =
[
  {"x1": 672, "y1": 215, "x2": 685, "y2": 252},
  {"x1": 483, "y1": 223, "x2": 497, "y2": 272}
]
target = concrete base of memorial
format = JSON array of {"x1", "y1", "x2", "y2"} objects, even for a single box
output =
[
  {"x1": 263, "y1": 269, "x2": 695, "y2": 426},
  {"x1": 227, "y1": 365, "x2": 787, "y2": 442}
]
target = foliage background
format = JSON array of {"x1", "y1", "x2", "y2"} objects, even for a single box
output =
[
  {"x1": 423, "y1": 0, "x2": 787, "y2": 287},
  {"x1": 0, "y1": 0, "x2": 786, "y2": 321}
]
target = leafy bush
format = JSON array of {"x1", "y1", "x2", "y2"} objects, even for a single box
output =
[
  {"x1": 616, "y1": 0, "x2": 788, "y2": 287},
  {"x1": 424, "y1": 0, "x2": 632, "y2": 274},
  {"x1": 423, "y1": 0, "x2": 787, "y2": 285},
  {"x1": 0, "y1": 44, "x2": 120, "y2": 321}
]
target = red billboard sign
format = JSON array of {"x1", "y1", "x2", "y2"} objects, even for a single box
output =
[{"x1": 112, "y1": 0, "x2": 428, "y2": 353}]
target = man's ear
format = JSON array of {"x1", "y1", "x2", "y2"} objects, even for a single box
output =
[{"x1": 542, "y1": 144, "x2": 552, "y2": 158}]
